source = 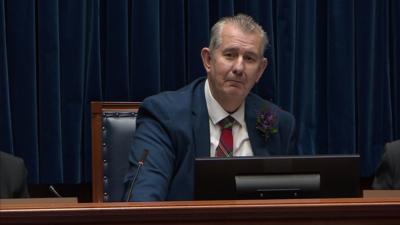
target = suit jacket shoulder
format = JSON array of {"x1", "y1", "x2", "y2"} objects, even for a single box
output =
[
  {"x1": 372, "y1": 140, "x2": 400, "y2": 189},
  {"x1": 0, "y1": 151, "x2": 29, "y2": 198},
  {"x1": 139, "y1": 77, "x2": 205, "y2": 121}
]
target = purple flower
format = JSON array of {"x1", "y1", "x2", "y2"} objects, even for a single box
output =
[{"x1": 256, "y1": 108, "x2": 278, "y2": 141}]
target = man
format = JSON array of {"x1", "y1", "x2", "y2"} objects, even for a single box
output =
[
  {"x1": 126, "y1": 14, "x2": 295, "y2": 201},
  {"x1": 0, "y1": 151, "x2": 30, "y2": 198},
  {"x1": 372, "y1": 140, "x2": 400, "y2": 189}
]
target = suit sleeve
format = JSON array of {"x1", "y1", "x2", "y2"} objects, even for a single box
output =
[
  {"x1": 0, "y1": 152, "x2": 30, "y2": 198},
  {"x1": 15, "y1": 158, "x2": 30, "y2": 198},
  {"x1": 372, "y1": 141, "x2": 400, "y2": 189},
  {"x1": 125, "y1": 99, "x2": 176, "y2": 201}
]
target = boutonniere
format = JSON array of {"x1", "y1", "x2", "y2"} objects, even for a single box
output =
[{"x1": 255, "y1": 108, "x2": 278, "y2": 141}]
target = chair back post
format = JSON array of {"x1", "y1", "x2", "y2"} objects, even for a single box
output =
[{"x1": 91, "y1": 101, "x2": 140, "y2": 202}]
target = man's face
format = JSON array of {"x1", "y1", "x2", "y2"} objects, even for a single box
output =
[{"x1": 202, "y1": 23, "x2": 267, "y2": 109}]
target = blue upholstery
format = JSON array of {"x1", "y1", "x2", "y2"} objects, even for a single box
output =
[{"x1": 101, "y1": 112, "x2": 137, "y2": 202}]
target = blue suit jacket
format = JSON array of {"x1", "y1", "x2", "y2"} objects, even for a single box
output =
[
  {"x1": 0, "y1": 151, "x2": 29, "y2": 198},
  {"x1": 127, "y1": 77, "x2": 295, "y2": 201},
  {"x1": 372, "y1": 140, "x2": 400, "y2": 189}
]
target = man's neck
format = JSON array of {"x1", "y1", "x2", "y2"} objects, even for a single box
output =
[
  {"x1": 219, "y1": 101, "x2": 241, "y2": 113},
  {"x1": 206, "y1": 82, "x2": 244, "y2": 113}
]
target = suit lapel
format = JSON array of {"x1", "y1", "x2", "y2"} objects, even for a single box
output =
[
  {"x1": 191, "y1": 80, "x2": 210, "y2": 157},
  {"x1": 245, "y1": 101, "x2": 267, "y2": 156},
  {"x1": 245, "y1": 96, "x2": 276, "y2": 156}
]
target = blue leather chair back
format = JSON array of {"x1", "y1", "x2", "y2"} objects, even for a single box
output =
[
  {"x1": 91, "y1": 102, "x2": 140, "y2": 202},
  {"x1": 102, "y1": 112, "x2": 137, "y2": 201}
]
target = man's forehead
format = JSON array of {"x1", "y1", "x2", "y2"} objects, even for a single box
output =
[
  {"x1": 220, "y1": 46, "x2": 260, "y2": 57},
  {"x1": 221, "y1": 23, "x2": 259, "y2": 38},
  {"x1": 220, "y1": 32, "x2": 263, "y2": 55}
]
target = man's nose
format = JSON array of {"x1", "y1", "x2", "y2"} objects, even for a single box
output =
[{"x1": 232, "y1": 56, "x2": 244, "y2": 75}]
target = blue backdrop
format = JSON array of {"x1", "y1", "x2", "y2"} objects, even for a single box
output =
[{"x1": 0, "y1": 0, "x2": 399, "y2": 183}]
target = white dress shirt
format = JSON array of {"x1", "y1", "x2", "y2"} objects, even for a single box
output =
[{"x1": 204, "y1": 79, "x2": 254, "y2": 157}]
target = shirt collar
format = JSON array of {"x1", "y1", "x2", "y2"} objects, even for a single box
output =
[{"x1": 204, "y1": 79, "x2": 245, "y2": 127}]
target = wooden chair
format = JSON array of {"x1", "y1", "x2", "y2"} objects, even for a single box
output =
[{"x1": 91, "y1": 101, "x2": 140, "y2": 202}]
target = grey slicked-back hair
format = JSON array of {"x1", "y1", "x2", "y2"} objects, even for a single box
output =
[{"x1": 209, "y1": 14, "x2": 269, "y2": 54}]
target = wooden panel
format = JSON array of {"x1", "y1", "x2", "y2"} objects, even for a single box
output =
[
  {"x1": 90, "y1": 102, "x2": 141, "y2": 203},
  {"x1": 0, "y1": 197, "x2": 77, "y2": 204},
  {"x1": 1, "y1": 196, "x2": 400, "y2": 225},
  {"x1": 363, "y1": 190, "x2": 400, "y2": 197}
]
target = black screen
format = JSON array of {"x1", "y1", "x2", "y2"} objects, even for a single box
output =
[{"x1": 194, "y1": 155, "x2": 361, "y2": 200}]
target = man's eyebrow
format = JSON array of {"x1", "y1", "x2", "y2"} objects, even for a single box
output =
[
  {"x1": 222, "y1": 47, "x2": 239, "y2": 52},
  {"x1": 221, "y1": 47, "x2": 260, "y2": 58},
  {"x1": 244, "y1": 51, "x2": 258, "y2": 57}
]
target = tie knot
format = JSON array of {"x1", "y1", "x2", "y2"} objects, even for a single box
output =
[{"x1": 219, "y1": 116, "x2": 235, "y2": 129}]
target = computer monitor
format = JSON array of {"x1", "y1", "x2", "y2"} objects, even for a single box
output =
[{"x1": 194, "y1": 155, "x2": 361, "y2": 200}]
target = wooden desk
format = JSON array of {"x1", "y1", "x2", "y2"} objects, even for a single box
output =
[{"x1": 1, "y1": 196, "x2": 400, "y2": 225}]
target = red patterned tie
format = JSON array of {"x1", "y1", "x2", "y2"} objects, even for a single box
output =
[{"x1": 216, "y1": 116, "x2": 234, "y2": 157}]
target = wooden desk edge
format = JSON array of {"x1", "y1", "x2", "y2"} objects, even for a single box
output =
[{"x1": 1, "y1": 197, "x2": 400, "y2": 225}]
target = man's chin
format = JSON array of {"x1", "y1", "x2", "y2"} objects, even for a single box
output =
[{"x1": 223, "y1": 87, "x2": 246, "y2": 98}]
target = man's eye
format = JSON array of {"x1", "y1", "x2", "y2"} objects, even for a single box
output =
[
  {"x1": 224, "y1": 53, "x2": 234, "y2": 59},
  {"x1": 244, "y1": 56, "x2": 256, "y2": 62}
]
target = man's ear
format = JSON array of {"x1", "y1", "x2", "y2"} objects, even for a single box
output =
[
  {"x1": 256, "y1": 57, "x2": 268, "y2": 82},
  {"x1": 201, "y1": 48, "x2": 212, "y2": 73}
]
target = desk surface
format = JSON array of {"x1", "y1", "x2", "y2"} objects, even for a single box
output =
[{"x1": 1, "y1": 193, "x2": 400, "y2": 225}]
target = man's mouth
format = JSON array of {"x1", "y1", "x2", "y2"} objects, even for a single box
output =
[{"x1": 226, "y1": 79, "x2": 243, "y2": 84}]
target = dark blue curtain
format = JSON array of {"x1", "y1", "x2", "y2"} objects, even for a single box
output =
[{"x1": 0, "y1": 0, "x2": 399, "y2": 183}]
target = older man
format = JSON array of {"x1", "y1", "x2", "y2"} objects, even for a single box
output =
[{"x1": 126, "y1": 14, "x2": 295, "y2": 201}]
